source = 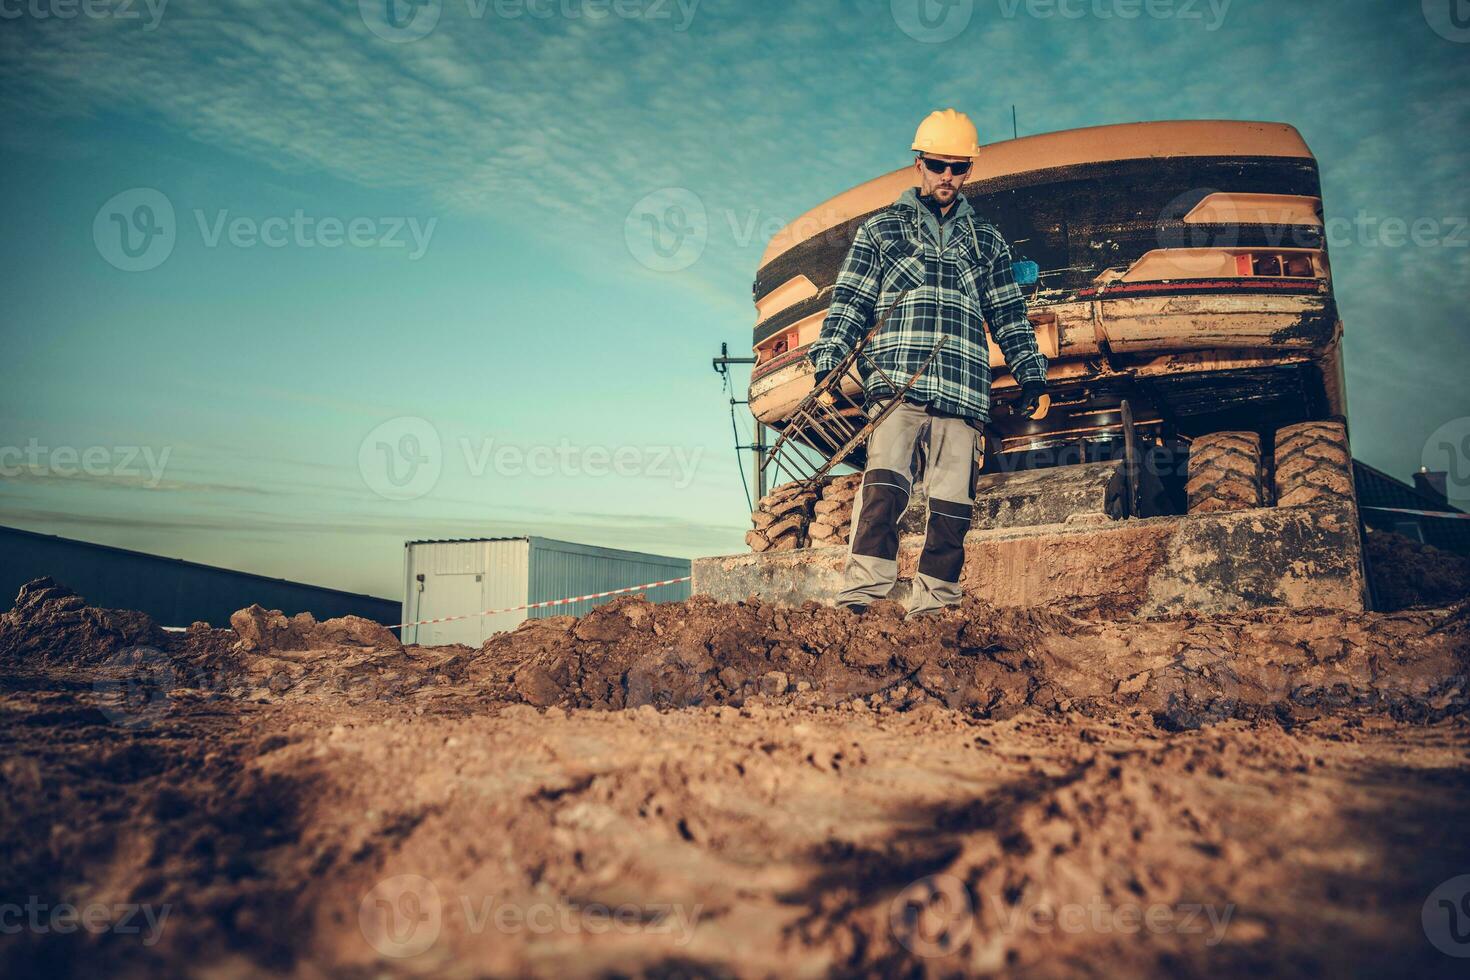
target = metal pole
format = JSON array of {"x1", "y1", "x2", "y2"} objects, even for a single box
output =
[
  {"x1": 713, "y1": 343, "x2": 762, "y2": 506},
  {"x1": 753, "y1": 422, "x2": 768, "y2": 502}
]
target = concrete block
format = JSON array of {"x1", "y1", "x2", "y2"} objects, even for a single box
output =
[
  {"x1": 694, "y1": 503, "x2": 1366, "y2": 618},
  {"x1": 973, "y1": 460, "x2": 1125, "y2": 529},
  {"x1": 896, "y1": 459, "x2": 1166, "y2": 537}
]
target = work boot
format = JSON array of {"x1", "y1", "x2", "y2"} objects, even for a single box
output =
[{"x1": 838, "y1": 602, "x2": 869, "y2": 616}]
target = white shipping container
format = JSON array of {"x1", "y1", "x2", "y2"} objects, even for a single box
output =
[{"x1": 401, "y1": 536, "x2": 691, "y2": 646}]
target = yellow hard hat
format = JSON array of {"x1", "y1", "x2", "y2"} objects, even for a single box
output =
[{"x1": 911, "y1": 108, "x2": 980, "y2": 157}]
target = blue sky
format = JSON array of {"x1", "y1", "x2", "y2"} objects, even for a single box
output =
[{"x1": 1, "y1": 0, "x2": 1468, "y2": 601}]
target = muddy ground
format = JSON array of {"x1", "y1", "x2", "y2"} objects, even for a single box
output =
[{"x1": 2, "y1": 557, "x2": 1469, "y2": 978}]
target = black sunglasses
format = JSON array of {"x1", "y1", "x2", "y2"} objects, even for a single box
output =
[{"x1": 919, "y1": 156, "x2": 972, "y2": 177}]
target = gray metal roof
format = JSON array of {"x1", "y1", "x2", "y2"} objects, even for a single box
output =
[
  {"x1": 403, "y1": 535, "x2": 529, "y2": 546},
  {"x1": 403, "y1": 535, "x2": 689, "y2": 565},
  {"x1": 2, "y1": 524, "x2": 396, "y2": 604}
]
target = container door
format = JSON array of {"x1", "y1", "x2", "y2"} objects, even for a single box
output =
[{"x1": 417, "y1": 572, "x2": 485, "y2": 647}]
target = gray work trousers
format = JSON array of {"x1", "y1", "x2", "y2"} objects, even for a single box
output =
[{"x1": 836, "y1": 400, "x2": 982, "y2": 614}]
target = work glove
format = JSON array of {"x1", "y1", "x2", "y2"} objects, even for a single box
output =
[
  {"x1": 1018, "y1": 381, "x2": 1047, "y2": 419},
  {"x1": 812, "y1": 367, "x2": 835, "y2": 406}
]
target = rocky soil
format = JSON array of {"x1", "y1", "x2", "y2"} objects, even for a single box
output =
[{"x1": 2, "y1": 573, "x2": 1469, "y2": 978}]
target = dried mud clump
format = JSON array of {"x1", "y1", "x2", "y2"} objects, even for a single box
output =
[
  {"x1": 229, "y1": 604, "x2": 404, "y2": 654},
  {"x1": 0, "y1": 577, "x2": 166, "y2": 667},
  {"x1": 1366, "y1": 529, "x2": 1470, "y2": 611},
  {"x1": 469, "y1": 592, "x2": 1470, "y2": 725}
]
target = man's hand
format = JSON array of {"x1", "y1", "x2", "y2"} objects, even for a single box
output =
[
  {"x1": 812, "y1": 368, "x2": 834, "y2": 406},
  {"x1": 1018, "y1": 381, "x2": 1047, "y2": 419}
]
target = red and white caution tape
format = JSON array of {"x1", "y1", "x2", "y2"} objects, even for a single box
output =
[
  {"x1": 387, "y1": 575, "x2": 693, "y2": 631},
  {"x1": 1363, "y1": 505, "x2": 1470, "y2": 521},
  {"x1": 155, "y1": 575, "x2": 692, "y2": 633}
]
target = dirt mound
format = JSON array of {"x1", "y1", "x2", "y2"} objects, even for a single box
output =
[
  {"x1": 1367, "y1": 529, "x2": 1470, "y2": 611},
  {"x1": 229, "y1": 604, "x2": 404, "y2": 653},
  {"x1": 4, "y1": 585, "x2": 1470, "y2": 977},
  {"x1": 4, "y1": 582, "x2": 1466, "y2": 727},
  {"x1": 0, "y1": 578, "x2": 166, "y2": 667},
  {"x1": 473, "y1": 592, "x2": 1470, "y2": 726}
]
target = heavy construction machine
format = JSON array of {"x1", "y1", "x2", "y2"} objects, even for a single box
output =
[{"x1": 720, "y1": 120, "x2": 1367, "y2": 617}]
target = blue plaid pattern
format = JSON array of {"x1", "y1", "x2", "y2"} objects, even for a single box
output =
[{"x1": 807, "y1": 187, "x2": 1047, "y2": 423}]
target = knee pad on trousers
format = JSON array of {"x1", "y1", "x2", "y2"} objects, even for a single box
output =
[
  {"x1": 918, "y1": 497, "x2": 972, "y2": 583},
  {"x1": 851, "y1": 468, "x2": 911, "y2": 561}
]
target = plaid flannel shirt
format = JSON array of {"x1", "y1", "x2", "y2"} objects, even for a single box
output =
[{"x1": 807, "y1": 187, "x2": 1047, "y2": 423}]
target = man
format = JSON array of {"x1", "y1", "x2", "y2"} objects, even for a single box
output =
[{"x1": 807, "y1": 108, "x2": 1049, "y2": 617}]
